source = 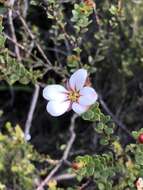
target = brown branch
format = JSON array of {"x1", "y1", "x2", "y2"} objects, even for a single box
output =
[
  {"x1": 16, "y1": 11, "x2": 52, "y2": 66},
  {"x1": 8, "y1": 0, "x2": 21, "y2": 61},
  {"x1": 4, "y1": 33, "x2": 50, "y2": 66},
  {"x1": 4, "y1": 32, "x2": 68, "y2": 78},
  {"x1": 63, "y1": 114, "x2": 78, "y2": 160},
  {"x1": 54, "y1": 173, "x2": 76, "y2": 181},
  {"x1": 22, "y1": 0, "x2": 29, "y2": 18},
  {"x1": 4, "y1": 32, "x2": 25, "y2": 50},
  {"x1": 24, "y1": 84, "x2": 40, "y2": 141},
  {"x1": 78, "y1": 179, "x2": 91, "y2": 190},
  {"x1": 36, "y1": 114, "x2": 78, "y2": 190},
  {"x1": 99, "y1": 96, "x2": 134, "y2": 139}
]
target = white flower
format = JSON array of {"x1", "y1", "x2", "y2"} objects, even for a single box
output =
[
  {"x1": 43, "y1": 69, "x2": 98, "y2": 116},
  {"x1": 136, "y1": 178, "x2": 143, "y2": 190}
]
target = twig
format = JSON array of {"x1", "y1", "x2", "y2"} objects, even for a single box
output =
[
  {"x1": 16, "y1": 11, "x2": 52, "y2": 66},
  {"x1": 5, "y1": 32, "x2": 68, "y2": 79},
  {"x1": 78, "y1": 179, "x2": 91, "y2": 190},
  {"x1": 24, "y1": 84, "x2": 40, "y2": 141},
  {"x1": 26, "y1": 41, "x2": 35, "y2": 58},
  {"x1": 23, "y1": 0, "x2": 29, "y2": 18},
  {"x1": 4, "y1": 32, "x2": 25, "y2": 50},
  {"x1": 54, "y1": 173, "x2": 76, "y2": 181},
  {"x1": 5, "y1": 32, "x2": 68, "y2": 78},
  {"x1": 47, "y1": 47, "x2": 68, "y2": 56},
  {"x1": 63, "y1": 114, "x2": 78, "y2": 160},
  {"x1": 36, "y1": 114, "x2": 78, "y2": 190},
  {"x1": 92, "y1": 1, "x2": 101, "y2": 28},
  {"x1": 99, "y1": 96, "x2": 134, "y2": 139},
  {"x1": 8, "y1": 0, "x2": 21, "y2": 61},
  {"x1": 4, "y1": 32, "x2": 49, "y2": 65}
]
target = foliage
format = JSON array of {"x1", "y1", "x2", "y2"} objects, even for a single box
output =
[
  {"x1": 0, "y1": 50, "x2": 42, "y2": 85},
  {"x1": 0, "y1": 0, "x2": 143, "y2": 189},
  {"x1": 69, "y1": 108, "x2": 143, "y2": 190},
  {"x1": 82, "y1": 103, "x2": 115, "y2": 145},
  {"x1": 0, "y1": 122, "x2": 39, "y2": 190},
  {"x1": 71, "y1": 2, "x2": 93, "y2": 32},
  {"x1": 0, "y1": 19, "x2": 42, "y2": 85}
]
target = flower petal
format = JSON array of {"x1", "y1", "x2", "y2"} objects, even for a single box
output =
[
  {"x1": 79, "y1": 87, "x2": 98, "y2": 106},
  {"x1": 69, "y1": 69, "x2": 87, "y2": 91},
  {"x1": 43, "y1": 85, "x2": 68, "y2": 101},
  {"x1": 46, "y1": 100, "x2": 71, "y2": 116},
  {"x1": 72, "y1": 102, "x2": 89, "y2": 115}
]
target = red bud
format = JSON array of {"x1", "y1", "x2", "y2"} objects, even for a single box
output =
[{"x1": 138, "y1": 133, "x2": 143, "y2": 144}]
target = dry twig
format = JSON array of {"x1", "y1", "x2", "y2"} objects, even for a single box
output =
[
  {"x1": 24, "y1": 84, "x2": 40, "y2": 141},
  {"x1": 36, "y1": 114, "x2": 78, "y2": 190},
  {"x1": 23, "y1": 0, "x2": 29, "y2": 18},
  {"x1": 16, "y1": 11, "x2": 52, "y2": 66},
  {"x1": 54, "y1": 173, "x2": 76, "y2": 181},
  {"x1": 4, "y1": 32, "x2": 25, "y2": 50},
  {"x1": 99, "y1": 96, "x2": 134, "y2": 139},
  {"x1": 8, "y1": 0, "x2": 21, "y2": 61}
]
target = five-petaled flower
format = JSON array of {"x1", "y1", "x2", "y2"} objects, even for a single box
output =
[
  {"x1": 43, "y1": 69, "x2": 98, "y2": 116},
  {"x1": 136, "y1": 178, "x2": 143, "y2": 190}
]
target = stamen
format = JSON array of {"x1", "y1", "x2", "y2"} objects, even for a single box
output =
[{"x1": 68, "y1": 91, "x2": 80, "y2": 102}]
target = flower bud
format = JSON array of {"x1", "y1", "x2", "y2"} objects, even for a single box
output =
[
  {"x1": 71, "y1": 161, "x2": 84, "y2": 170},
  {"x1": 138, "y1": 133, "x2": 143, "y2": 144}
]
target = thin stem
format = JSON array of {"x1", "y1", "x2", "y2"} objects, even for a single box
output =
[
  {"x1": 8, "y1": 1, "x2": 21, "y2": 61},
  {"x1": 99, "y1": 96, "x2": 134, "y2": 139},
  {"x1": 24, "y1": 84, "x2": 40, "y2": 141},
  {"x1": 54, "y1": 173, "x2": 76, "y2": 181},
  {"x1": 36, "y1": 114, "x2": 78, "y2": 190},
  {"x1": 16, "y1": 11, "x2": 52, "y2": 66}
]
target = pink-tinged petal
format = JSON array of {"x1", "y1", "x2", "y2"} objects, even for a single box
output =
[
  {"x1": 72, "y1": 102, "x2": 89, "y2": 115},
  {"x1": 69, "y1": 69, "x2": 87, "y2": 91},
  {"x1": 43, "y1": 85, "x2": 68, "y2": 101},
  {"x1": 46, "y1": 100, "x2": 71, "y2": 116},
  {"x1": 79, "y1": 87, "x2": 98, "y2": 106}
]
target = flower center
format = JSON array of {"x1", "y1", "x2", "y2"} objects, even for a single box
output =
[{"x1": 68, "y1": 91, "x2": 80, "y2": 102}]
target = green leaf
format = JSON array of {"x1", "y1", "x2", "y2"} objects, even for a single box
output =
[
  {"x1": 104, "y1": 127, "x2": 114, "y2": 135},
  {"x1": 82, "y1": 110, "x2": 94, "y2": 121},
  {"x1": 132, "y1": 131, "x2": 138, "y2": 139},
  {"x1": 98, "y1": 183, "x2": 105, "y2": 190},
  {"x1": 100, "y1": 138, "x2": 109, "y2": 146},
  {"x1": 95, "y1": 123, "x2": 104, "y2": 133}
]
